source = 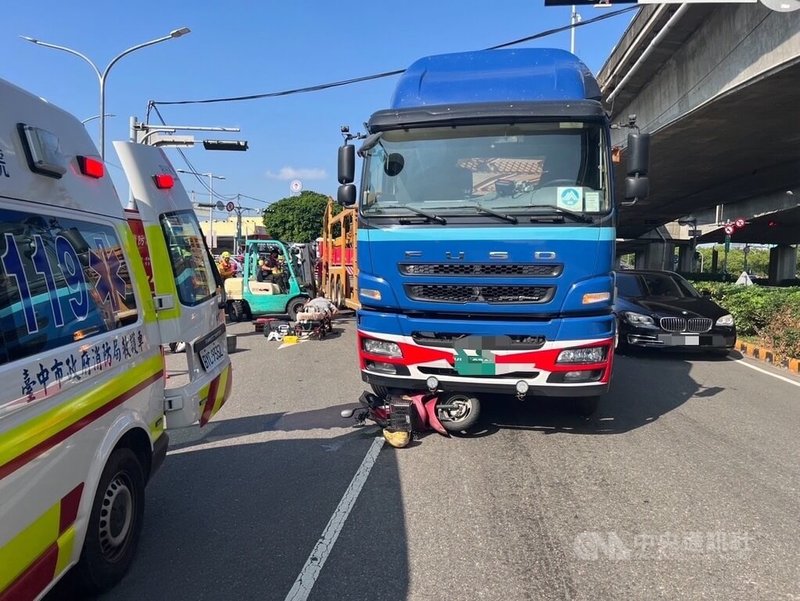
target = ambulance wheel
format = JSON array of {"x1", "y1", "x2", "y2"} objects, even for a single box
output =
[
  {"x1": 437, "y1": 393, "x2": 481, "y2": 433},
  {"x1": 76, "y1": 448, "x2": 145, "y2": 594}
]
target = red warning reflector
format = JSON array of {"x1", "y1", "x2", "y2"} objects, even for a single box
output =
[
  {"x1": 77, "y1": 156, "x2": 104, "y2": 179},
  {"x1": 153, "y1": 174, "x2": 174, "y2": 189}
]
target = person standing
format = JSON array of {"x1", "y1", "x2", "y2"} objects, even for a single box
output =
[{"x1": 217, "y1": 251, "x2": 236, "y2": 281}]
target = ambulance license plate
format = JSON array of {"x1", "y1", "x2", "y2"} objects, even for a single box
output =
[
  {"x1": 195, "y1": 325, "x2": 227, "y2": 372},
  {"x1": 198, "y1": 339, "x2": 225, "y2": 371}
]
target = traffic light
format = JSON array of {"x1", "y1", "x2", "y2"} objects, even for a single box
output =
[{"x1": 202, "y1": 140, "x2": 249, "y2": 151}]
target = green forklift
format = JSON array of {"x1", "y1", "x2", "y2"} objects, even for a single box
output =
[{"x1": 223, "y1": 240, "x2": 312, "y2": 321}]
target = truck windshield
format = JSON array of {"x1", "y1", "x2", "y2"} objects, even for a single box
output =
[{"x1": 361, "y1": 122, "x2": 609, "y2": 219}]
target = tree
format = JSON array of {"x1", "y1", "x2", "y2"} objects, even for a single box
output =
[
  {"x1": 262, "y1": 190, "x2": 335, "y2": 243},
  {"x1": 695, "y1": 245, "x2": 771, "y2": 276}
]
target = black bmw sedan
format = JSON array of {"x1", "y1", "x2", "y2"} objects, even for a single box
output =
[{"x1": 614, "y1": 270, "x2": 736, "y2": 355}]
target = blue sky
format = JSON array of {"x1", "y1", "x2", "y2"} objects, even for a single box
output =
[{"x1": 3, "y1": 1, "x2": 637, "y2": 216}]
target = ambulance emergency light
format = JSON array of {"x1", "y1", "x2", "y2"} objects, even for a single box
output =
[{"x1": 18, "y1": 123, "x2": 68, "y2": 178}]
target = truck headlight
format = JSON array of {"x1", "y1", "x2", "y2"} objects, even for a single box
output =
[
  {"x1": 362, "y1": 338, "x2": 402, "y2": 357},
  {"x1": 621, "y1": 311, "x2": 655, "y2": 327},
  {"x1": 716, "y1": 314, "x2": 734, "y2": 327},
  {"x1": 557, "y1": 346, "x2": 607, "y2": 364}
]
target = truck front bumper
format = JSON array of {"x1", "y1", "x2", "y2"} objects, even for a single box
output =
[{"x1": 362, "y1": 371, "x2": 609, "y2": 397}]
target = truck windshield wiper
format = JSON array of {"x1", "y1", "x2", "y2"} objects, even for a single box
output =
[
  {"x1": 527, "y1": 205, "x2": 593, "y2": 224},
  {"x1": 467, "y1": 204, "x2": 518, "y2": 223},
  {"x1": 393, "y1": 205, "x2": 447, "y2": 224}
]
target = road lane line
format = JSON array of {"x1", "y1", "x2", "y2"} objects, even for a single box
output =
[
  {"x1": 284, "y1": 435, "x2": 385, "y2": 601},
  {"x1": 729, "y1": 357, "x2": 800, "y2": 388}
]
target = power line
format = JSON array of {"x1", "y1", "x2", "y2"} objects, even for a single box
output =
[
  {"x1": 487, "y1": 6, "x2": 638, "y2": 50},
  {"x1": 151, "y1": 6, "x2": 638, "y2": 108}
]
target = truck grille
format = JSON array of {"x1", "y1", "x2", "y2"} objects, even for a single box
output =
[
  {"x1": 659, "y1": 317, "x2": 713, "y2": 333},
  {"x1": 405, "y1": 284, "x2": 553, "y2": 304},
  {"x1": 400, "y1": 263, "x2": 562, "y2": 277},
  {"x1": 412, "y1": 332, "x2": 546, "y2": 349},
  {"x1": 419, "y1": 366, "x2": 540, "y2": 379}
]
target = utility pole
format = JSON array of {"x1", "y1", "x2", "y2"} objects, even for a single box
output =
[
  {"x1": 230, "y1": 195, "x2": 256, "y2": 253},
  {"x1": 178, "y1": 170, "x2": 225, "y2": 251}
]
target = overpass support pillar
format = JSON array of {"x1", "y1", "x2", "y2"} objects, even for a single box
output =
[
  {"x1": 768, "y1": 245, "x2": 797, "y2": 284},
  {"x1": 678, "y1": 245, "x2": 694, "y2": 273},
  {"x1": 635, "y1": 242, "x2": 673, "y2": 271}
]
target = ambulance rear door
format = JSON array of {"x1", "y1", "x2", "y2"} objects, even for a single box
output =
[{"x1": 114, "y1": 141, "x2": 231, "y2": 427}]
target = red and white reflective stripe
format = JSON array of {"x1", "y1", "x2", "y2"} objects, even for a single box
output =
[{"x1": 0, "y1": 483, "x2": 84, "y2": 601}]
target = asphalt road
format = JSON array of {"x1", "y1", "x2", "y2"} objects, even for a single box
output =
[{"x1": 53, "y1": 312, "x2": 800, "y2": 600}]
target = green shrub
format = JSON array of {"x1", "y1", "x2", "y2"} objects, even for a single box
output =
[
  {"x1": 689, "y1": 282, "x2": 800, "y2": 357},
  {"x1": 758, "y1": 304, "x2": 800, "y2": 360}
]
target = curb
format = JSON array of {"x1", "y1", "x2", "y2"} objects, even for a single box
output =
[{"x1": 735, "y1": 340, "x2": 800, "y2": 375}]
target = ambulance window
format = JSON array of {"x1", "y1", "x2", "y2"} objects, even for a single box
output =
[
  {"x1": 159, "y1": 211, "x2": 215, "y2": 306},
  {"x1": 0, "y1": 209, "x2": 138, "y2": 366}
]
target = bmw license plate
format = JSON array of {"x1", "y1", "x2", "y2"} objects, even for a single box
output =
[
  {"x1": 195, "y1": 325, "x2": 227, "y2": 372},
  {"x1": 659, "y1": 334, "x2": 699, "y2": 346}
]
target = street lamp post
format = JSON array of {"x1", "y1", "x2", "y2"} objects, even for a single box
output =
[
  {"x1": 81, "y1": 113, "x2": 115, "y2": 125},
  {"x1": 21, "y1": 27, "x2": 190, "y2": 161},
  {"x1": 177, "y1": 169, "x2": 225, "y2": 251},
  {"x1": 570, "y1": 6, "x2": 580, "y2": 54}
]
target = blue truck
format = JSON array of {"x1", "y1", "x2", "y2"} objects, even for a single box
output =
[{"x1": 337, "y1": 48, "x2": 649, "y2": 430}]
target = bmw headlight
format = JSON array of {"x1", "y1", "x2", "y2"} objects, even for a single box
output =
[
  {"x1": 716, "y1": 314, "x2": 735, "y2": 327},
  {"x1": 362, "y1": 338, "x2": 402, "y2": 357},
  {"x1": 621, "y1": 311, "x2": 655, "y2": 327}
]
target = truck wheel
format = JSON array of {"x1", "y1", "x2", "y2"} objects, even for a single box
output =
[
  {"x1": 75, "y1": 448, "x2": 145, "y2": 595},
  {"x1": 371, "y1": 384, "x2": 391, "y2": 399},
  {"x1": 287, "y1": 297, "x2": 307, "y2": 321},
  {"x1": 333, "y1": 279, "x2": 343, "y2": 308},
  {"x1": 436, "y1": 393, "x2": 481, "y2": 433},
  {"x1": 614, "y1": 316, "x2": 629, "y2": 355}
]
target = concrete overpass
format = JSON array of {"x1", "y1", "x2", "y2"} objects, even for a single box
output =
[{"x1": 598, "y1": 4, "x2": 800, "y2": 280}]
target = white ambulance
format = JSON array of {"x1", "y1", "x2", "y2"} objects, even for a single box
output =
[{"x1": 0, "y1": 78, "x2": 233, "y2": 600}]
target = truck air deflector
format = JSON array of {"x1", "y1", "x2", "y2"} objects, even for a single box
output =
[{"x1": 390, "y1": 48, "x2": 601, "y2": 109}]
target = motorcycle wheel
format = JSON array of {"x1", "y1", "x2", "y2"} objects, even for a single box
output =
[{"x1": 436, "y1": 393, "x2": 481, "y2": 433}]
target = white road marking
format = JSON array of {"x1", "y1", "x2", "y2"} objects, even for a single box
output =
[
  {"x1": 729, "y1": 357, "x2": 800, "y2": 388},
  {"x1": 284, "y1": 435, "x2": 385, "y2": 601}
]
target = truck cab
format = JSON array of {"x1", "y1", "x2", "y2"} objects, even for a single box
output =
[{"x1": 338, "y1": 49, "x2": 649, "y2": 424}]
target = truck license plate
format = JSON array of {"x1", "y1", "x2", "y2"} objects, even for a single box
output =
[{"x1": 198, "y1": 335, "x2": 225, "y2": 371}]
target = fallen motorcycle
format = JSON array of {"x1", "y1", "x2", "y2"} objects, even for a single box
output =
[{"x1": 340, "y1": 390, "x2": 482, "y2": 448}]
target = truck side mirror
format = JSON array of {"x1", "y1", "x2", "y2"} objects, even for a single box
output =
[
  {"x1": 626, "y1": 132, "x2": 649, "y2": 176},
  {"x1": 338, "y1": 145, "x2": 355, "y2": 185},
  {"x1": 624, "y1": 176, "x2": 649, "y2": 202},
  {"x1": 624, "y1": 132, "x2": 650, "y2": 204},
  {"x1": 338, "y1": 184, "x2": 357, "y2": 207}
]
